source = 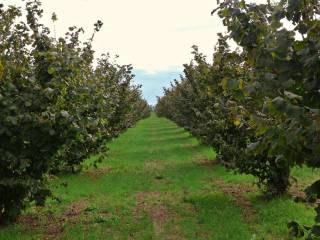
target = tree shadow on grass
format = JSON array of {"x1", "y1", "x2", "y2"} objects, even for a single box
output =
[
  {"x1": 154, "y1": 135, "x2": 194, "y2": 145},
  {"x1": 152, "y1": 127, "x2": 185, "y2": 135}
]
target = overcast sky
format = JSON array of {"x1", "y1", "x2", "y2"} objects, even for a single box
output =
[{"x1": 4, "y1": 0, "x2": 265, "y2": 105}]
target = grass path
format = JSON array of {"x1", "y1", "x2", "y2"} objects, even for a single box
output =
[{"x1": 1, "y1": 115, "x2": 319, "y2": 239}]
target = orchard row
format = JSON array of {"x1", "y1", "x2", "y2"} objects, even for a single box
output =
[
  {"x1": 0, "y1": 1, "x2": 150, "y2": 223},
  {"x1": 156, "y1": 0, "x2": 320, "y2": 238}
]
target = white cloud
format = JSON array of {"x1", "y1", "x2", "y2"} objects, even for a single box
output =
[
  {"x1": 3, "y1": 0, "x2": 268, "y2": 102},
  {"x1": 4, "y1": 0, "x2": 228, "y2": 72},
  {"x1": 4, "y1": 0, "x2": 268, "y2": 72}
]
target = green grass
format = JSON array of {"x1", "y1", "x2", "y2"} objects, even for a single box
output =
[{"x1": 0, "y1": 114, "x2": 318, "y2": 239}]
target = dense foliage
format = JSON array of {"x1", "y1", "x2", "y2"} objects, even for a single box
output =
[
  {"x1": 156, "y1": 0, "x2": 319, "y2": 235},
  {"x1": 0, "y1": 1, "x2": 150, "y2": 223}
]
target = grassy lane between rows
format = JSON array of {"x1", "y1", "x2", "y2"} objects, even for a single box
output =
[{"x1": 0, "y1": 114, "x2": 319, "y2": 239}]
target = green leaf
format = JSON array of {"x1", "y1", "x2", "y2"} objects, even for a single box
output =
[{"x1": 48, "y1": 67, "x2": 56, "y2": 75}]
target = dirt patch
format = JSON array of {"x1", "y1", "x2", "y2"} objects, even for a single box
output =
[
  {"x1": 135, "y1": 192, "x2": 167, "y2": 236},
  {"x1": 17, "y1": 199, "x2": 89, "y2": 240},
  {"x1": 182, "y1": 143, "x2": 196, "y2": 149},
  {"x1": 152, "y1": 204, "x2": 168, "y2": 235},
  {"x1": 212, "y1": 179, "x2": 257, "y2": 222},
  {"x1": 135, "y1": 192, "x2": 162, "y2": 211},
  {"x1": 83, "y1": 167, "x2": 112, "y2": 180},
  {"x1": 195, "y1": 157, "x2": 218, "y2": 168},
  {"x1": 43, "y1": 215, "x2": 64, "y2": 240},
  {"x1": 134, "y1": 191, "x2": 185, "y2": 239},
  {"x1": 18, "y1": 215, "x2": 39, "y2": 229},
  {"x1": 43, "y1": 199, "x2": 88, "y2": 239},
  {"x1": 18, "y1": 213, "x2": 62, "y2": 240},
  {"x1": 144, "y1": 160, "x2": 165, "y2": 172},
  {"x1": 289, "y1": 182, "x2": 307, "y2": 201},
  {"x1": 64, "y1": 200, "x2": 88, "y2": 218}
]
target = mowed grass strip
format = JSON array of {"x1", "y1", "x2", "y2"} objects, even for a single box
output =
[{"x1": 0, "y1": 114, "x2": 318, "y2": 240}]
